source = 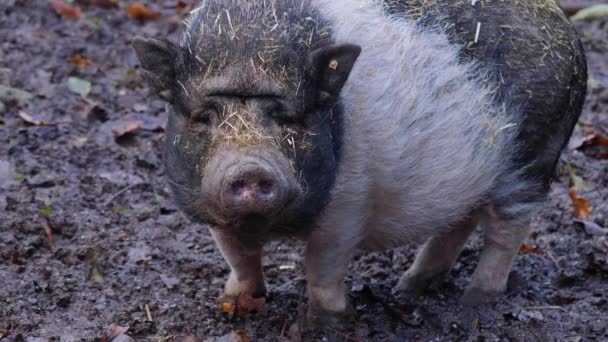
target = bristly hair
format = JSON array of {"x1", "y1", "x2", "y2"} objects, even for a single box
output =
[{"x1": 180, "y1": 0, "x2": 334, "y2": 91}]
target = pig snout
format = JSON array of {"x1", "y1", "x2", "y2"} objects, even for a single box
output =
[
  {"x1": 202, "y1": 150, "x2": 299, "y2": 220},
  {"x1": 223, "y1": 163, "x2": 283, "y2": 213}
]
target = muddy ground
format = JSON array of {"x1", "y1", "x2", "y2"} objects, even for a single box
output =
[{"x1": 0, "y1": 1, "x2": 607, "y2": 341}]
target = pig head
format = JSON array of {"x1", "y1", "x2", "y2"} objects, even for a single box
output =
[{"x1": 133, "y1": 32, "x2": 361, "y2": 240}]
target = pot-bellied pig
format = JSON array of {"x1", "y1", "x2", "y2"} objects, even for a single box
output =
[{"x1": 133, "y1": 0, "x2": 586, "y2": 325}]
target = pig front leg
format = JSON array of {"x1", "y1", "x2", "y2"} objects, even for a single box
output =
[
  {"x1": 210, "y1": 229, "x2": 266, "y2": 300},
  {"x1": 461, "y1": 205, "x2": 531, "y2": 305},
  {"x1": 304, "y1": 218, "x2": 364, "y2": 327}
]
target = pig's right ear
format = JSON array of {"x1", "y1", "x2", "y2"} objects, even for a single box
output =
[
  {"x1": 133, "y1": 36, "x2": 177, "y2": 101},
  {"x1": 308, "y1": 44, "x2": 361, "y2": 108}
]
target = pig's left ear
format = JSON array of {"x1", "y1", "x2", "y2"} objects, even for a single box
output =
[
  {"x1": 133, "y1": 36, "x2": 177, "y2": 101},
  {"x1": 308, "y1": 44, "x2": 361, "y2": 108}
]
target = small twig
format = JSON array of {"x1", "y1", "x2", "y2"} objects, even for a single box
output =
[
  {"x1": 326, "y1": 328, "x2": 360, "y2": 342},
  {"x1": 103, "y1": 183, "x2": 142, "y2": 207},
  {"x1": 524, "y1": 305, "x2": 566, "y2": 312},
  {"x1": 280, "y1": 320, "x2": 288, "y2": 337},
  {"x1": 145, "y1": 304, "x2": 153, "y2": 321},
  {"x1": 36, "y1": 213, "x2": 55, "y2": 251},
  {"x1": 546, "y1": 251, "x2": 560, "y2": 270}
]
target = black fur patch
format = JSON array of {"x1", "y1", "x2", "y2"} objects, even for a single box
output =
[{"x1": 384, "y1": 0, "x2": 587, "y2": 207}]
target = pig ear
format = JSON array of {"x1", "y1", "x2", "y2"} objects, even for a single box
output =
[
  {"x1": 308, "y1": 44, "x2": 361, "y2": 108},
  {"x1": 133, "y1": 36, "x2": 177, "y2": 101}
]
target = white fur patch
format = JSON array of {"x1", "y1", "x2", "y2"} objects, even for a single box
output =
[{"x1": 312, "y1": 0, "x2": 521, "y2": 249}]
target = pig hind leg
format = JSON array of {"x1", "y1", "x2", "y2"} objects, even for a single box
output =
[
  {"x1": 461, "y1": 181, "x2": 544, "y2": 305},
  {"x1": 396, "y1": 217, "x2": 478, "y2": 295}
]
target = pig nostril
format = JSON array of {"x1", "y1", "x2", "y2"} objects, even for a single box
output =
[
  {"x1": 230, "y1": 180, "x2": 246, "y2": 195},
  {"x1": 258, "y1": 180, "x2": 274, "y2": 195}
]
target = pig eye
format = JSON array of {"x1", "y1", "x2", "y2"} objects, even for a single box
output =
[
  {"x1": 190, "y1": 109, "x2": 215, "y2": 126},
  {"x1": 267, "y1": 103, "x2": 299, "y2": 125}
]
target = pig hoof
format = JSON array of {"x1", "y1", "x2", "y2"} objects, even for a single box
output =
[
  {"x1": 460, "y1": 287, "x2": 501, "y2": 306},
  {"x1": 395, "y1": 270, "x2": 442, "y2": 297},
  {"x1": 218, "y1": 293, "x2": 267, "y2": 316},
  {"x1": 305, "y1": 304, "x2": 356, "y2": 331}
]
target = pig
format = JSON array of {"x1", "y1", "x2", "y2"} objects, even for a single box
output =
[{"x1": 133, "y1": 0, "x2": 587, "y2": 327}]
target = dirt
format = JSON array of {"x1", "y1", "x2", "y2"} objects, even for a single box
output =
[{"x1": 0, "y1": 1, "x2": 607, "y2": 341}]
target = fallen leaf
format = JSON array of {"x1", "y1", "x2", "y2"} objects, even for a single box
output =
[
  {"x1": 574, "y1": 219, "x2": 608, "y2": 236},
  {"x1": 67, "y1": 77, "x2": 92, "y2": 98},
  {"x1": 68, "y1": 53, "x2": 93, "y2": 67},
  {"x1": 107, "y1": 324, "x2": 129, "y2": 339},
  {"x1": 565, "y1": 161, "x2": 587, "y2": 191},
  {"x1": 568, "y1": 132, "x2": 597, "y2": 150},
  {"x1": 112, "y1": 120, "x2": 140, "y2": 137},
  {"x1": 519, "y1": 243, "x2": 546, "y2": 256},
  {"x1": 18, "y1": 111, "x2": 51, "y2": 126},
  {"x1": 591, "y1": 132, "x2": 608, "y2": 146},
  {"x1": 569, "y1": 127, "x2": 608, "y2": 150},
  {"x1": 219, "y1": 301, "x2": 235, "y2": 313},
  {"x1": 126, "y1": 3, "x2": 161, "y2": 21},
  {"x1": 50, "y1": 0, "x2": 83, "y2": 20},
  {"x1": 568, "y1": 187, "x2": 590, "y2": 220},
  {"x1": 571, "y1": 4, "x2": 608, "y2": 21}
]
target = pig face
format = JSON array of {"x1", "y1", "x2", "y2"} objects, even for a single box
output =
[{"x1": 133, "y1": 34, "x2": 360, "y2": 240}]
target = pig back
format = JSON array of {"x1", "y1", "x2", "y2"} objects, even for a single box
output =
[{"x1": 386, "y1": 0, "x2": 587, "y2": 185}]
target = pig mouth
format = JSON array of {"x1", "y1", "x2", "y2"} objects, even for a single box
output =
[{"x1": 198, "y1": 185, "x2": 303, "y2": 237}]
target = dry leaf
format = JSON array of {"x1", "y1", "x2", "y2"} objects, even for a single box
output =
[
  {"x1": 112, "y1": 121, "x2": 140, "y2": 137},
  {"x1": 126, "y1": 3, "x2": 161, "y2": 21},
  {"x1": 569, "y1": 127, "x2": 608, "y2": 149},
  {"x1": 219, "y1": 301, "x2": 235, "y2": 314},
  {"x1": 519, "y1": 243, "x2": 546, "y2": 256},
  {"x1": 568, "y1": 187, "x2": 590, "y2": 219},
  {"x1": 18, "y1": 111, "x2": 57, "y2": 126},
  {"x1": 591, "y1": 132, "x2": 608, "y2": 146},
  {"x1": 50, "y1": 0, "x2": 83, "y2": 20},
  {"x1": 107, "y1": 324, "x2": 129, "y2": 338},
  {"x1": 68, "y1": 53, "x2": 93, "y2": 67},
  {"x1": 565, "y1": 161, "x2": 587, "y2": 191}
]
